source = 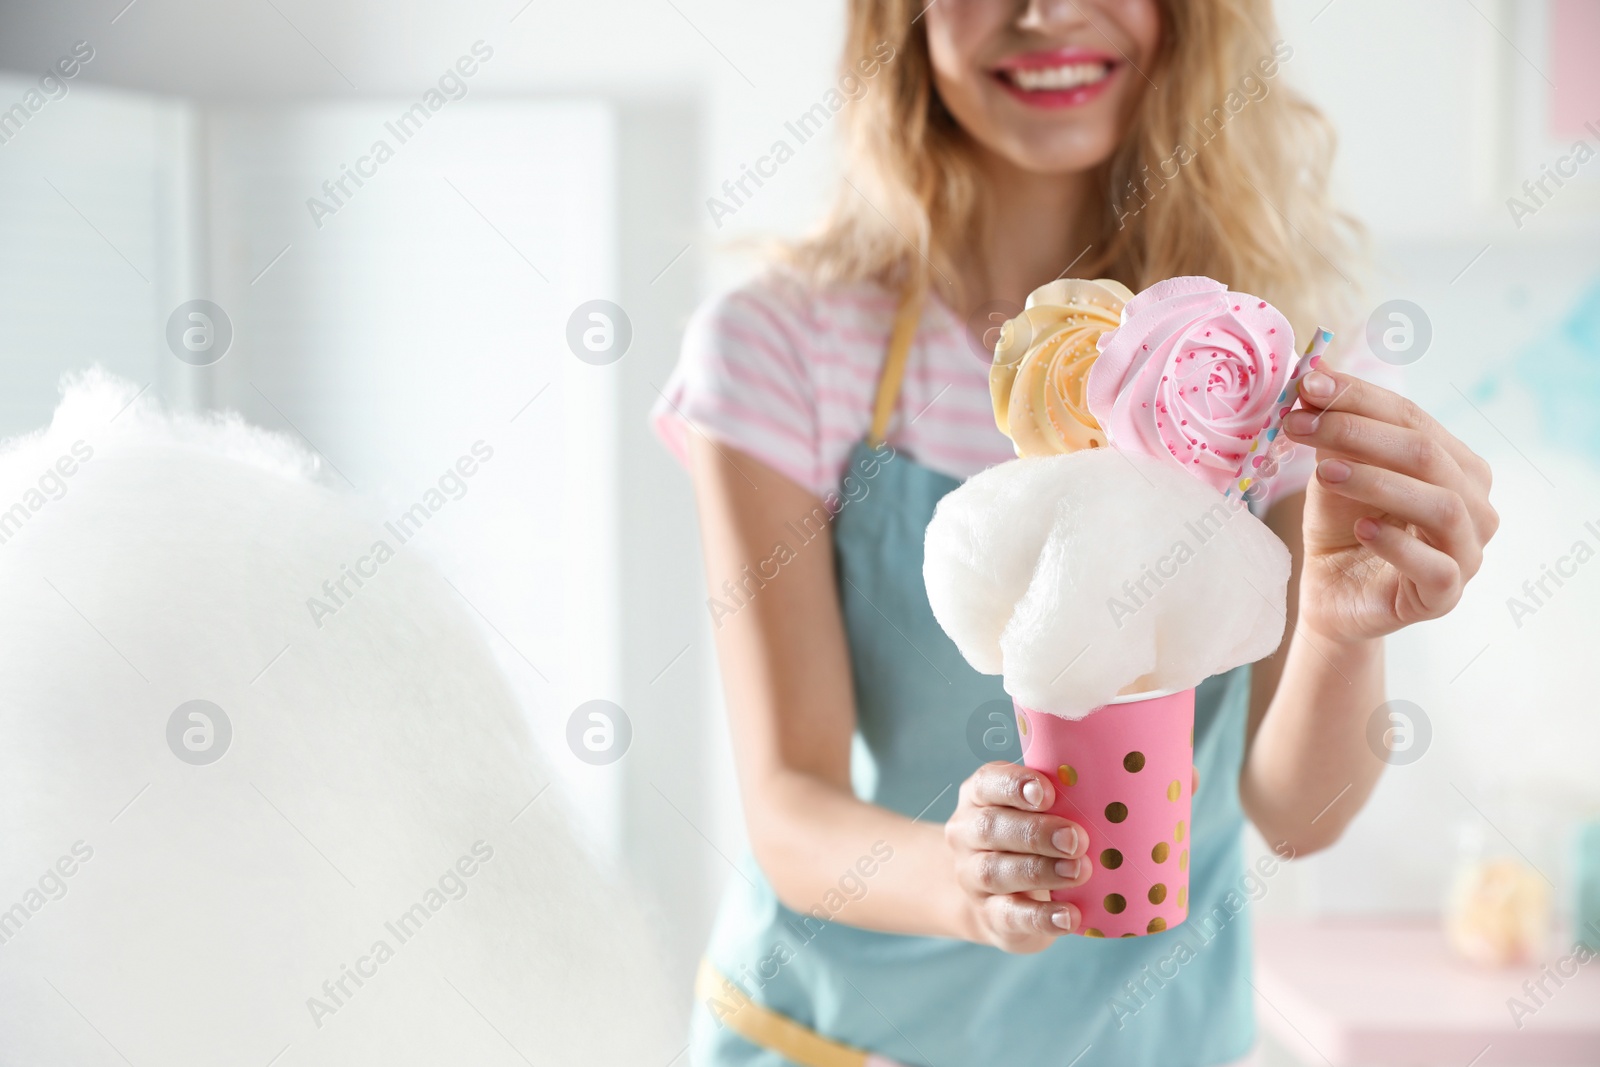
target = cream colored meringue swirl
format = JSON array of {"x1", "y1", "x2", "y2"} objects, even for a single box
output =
[{"x1": 990, "y1": 278, "x2": 1133, "y2": 457}]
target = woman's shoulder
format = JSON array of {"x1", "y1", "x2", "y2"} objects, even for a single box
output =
[
  {"x1": 688, "y1": 265, "x2": 900, "y2": 355},
  {"x1": 656, "y1": 266, "x2": 911, "y2": 496}
]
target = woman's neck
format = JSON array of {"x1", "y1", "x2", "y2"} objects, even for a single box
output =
[{"x1": 945, "y1": 149, "x2": 1097, "y2": 322}]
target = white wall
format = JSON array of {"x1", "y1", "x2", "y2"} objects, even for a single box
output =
[
  {"x1": 0, "y1": 76, "x2": 185, "y2": 434},
  {"x1": 0, "y1": 0, "x2": 846, "y2": 269}
]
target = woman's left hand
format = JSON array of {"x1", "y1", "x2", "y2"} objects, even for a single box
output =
[{"x1": 1281, "y1": 367, "x2": 1499, "y2": 644}]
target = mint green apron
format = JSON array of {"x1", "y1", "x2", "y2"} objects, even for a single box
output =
[{"x1": 691, "y1": 290, "x2": 1258, "y2": 1066}]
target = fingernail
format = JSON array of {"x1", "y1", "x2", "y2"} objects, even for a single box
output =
[
  {"x1": 1318, "y1": 458, "x2": 1351, "y2": 483},
  {"x1": 1284, "y1": 411, "x2": 1316, "y2": 436},
  {"x1": 1053, "y1": 826, "x2": 1079, "y2": 855},
  {"x1": 1051, "y1": 908, "x2": 1075, "y2": 931},
  {"x1": 1055, "y1": 858, "x2": 1081, "y2": 879},
  {"x1": 1355, "y1": 517, "x2": 1380, "y2": 540},
  {"x1": 1021, "y1": 780, "x2": 1044, "y2": 808},
  {"x1": 1301, "y1": 371, "x2": 1335, "y2": 399}
]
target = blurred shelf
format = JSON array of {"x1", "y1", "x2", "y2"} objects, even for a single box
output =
[{"x1": 1255, "y1": 917, "x2": 1600, "y2": 1066}]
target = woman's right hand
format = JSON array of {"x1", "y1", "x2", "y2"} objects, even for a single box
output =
[{"x1": 944, "y1": 762, "x2": 1091, "y2": 952}]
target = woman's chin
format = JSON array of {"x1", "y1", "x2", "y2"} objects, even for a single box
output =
[{"x1": 980, "y1": 131, "x2": 1122, "y2": 179}]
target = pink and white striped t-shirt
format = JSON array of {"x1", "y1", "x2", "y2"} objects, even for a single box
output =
[{"x1": 652, "y1": 268, "x2": 1330, "y2": 506}]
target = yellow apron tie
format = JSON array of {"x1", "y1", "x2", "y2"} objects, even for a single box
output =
[
  {"x1": 696, "y1": 959, "x2": 889, "y2": 1067},
  {"x1": 867, "y1": 281, "x2": 926, "y2": 448}
]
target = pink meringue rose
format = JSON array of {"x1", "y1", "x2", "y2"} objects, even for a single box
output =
[{"x1": 1086, "y1": 276, "x2": 1293, "y2": 493}]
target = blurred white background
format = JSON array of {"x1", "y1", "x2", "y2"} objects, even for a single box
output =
[{"x1": 2, "y1": 0, "x2": 1598, "y2": 1054}]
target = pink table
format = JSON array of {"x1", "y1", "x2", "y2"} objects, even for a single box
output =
[{"x1": 1254, "y1": 918, "x2": 1600, "y2": 1066}]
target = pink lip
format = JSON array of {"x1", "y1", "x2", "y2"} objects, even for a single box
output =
[
  {"x1": 993, "y1": 46, "x2": 1118, "y2": 71},
  {"x1": 991, "y1": 46, "x2": 1120, "y2": 109}
]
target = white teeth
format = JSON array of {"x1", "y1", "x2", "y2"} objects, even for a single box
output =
[{"x1": 1009, "y1": 63, "x2": 1110, "y2": 92}]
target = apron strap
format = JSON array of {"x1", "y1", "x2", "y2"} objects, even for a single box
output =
[
  {"x1": 695, "y1": 959, "x2": 907, "y2": 1067},
  {"x1": 867, "y1": 281, "x2": 925, "y2": 448}
]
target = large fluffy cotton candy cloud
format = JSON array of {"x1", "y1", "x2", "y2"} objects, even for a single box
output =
[
  {"x1": 924, "y1": 448, "x2": 1291, "y2": 717},
  {"x1": 0, "y1": 369, "x2": 677, "y2": 1065}
]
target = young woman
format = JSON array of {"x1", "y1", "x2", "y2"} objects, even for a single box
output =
[{"x1": 653, "y1": 1, "x2": 1497, "y2": 1063}]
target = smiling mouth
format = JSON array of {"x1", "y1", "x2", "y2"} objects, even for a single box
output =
[
  {"x1": 991, "y1": 51, "x2": 1120, "y2": 108},
  {"x1": 1000, "y1": 61, "x2": 1113, "y2": 93}
]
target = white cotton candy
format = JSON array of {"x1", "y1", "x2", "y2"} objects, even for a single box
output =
[
  {"x1": 0, "y1": 369, "x2": 677, "y2": 1066},
  {"x1": 920, "y1": 456, "x2": 1080, "y2": 676},
  {"x1": 924, "y1": 449, "x2": 1291, "y2": 718}
]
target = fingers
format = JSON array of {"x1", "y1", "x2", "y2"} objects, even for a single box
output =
[
  {"x1": 1354, "y1": 516, "x2": 1463, "y2": 616},
  {"x1": 958, "y1": 850, "x2": 1091, "y2": 897},
  {"x1": 961, "y1": 762, "x2": 1054, "y2": 813},
  {"x1": 949, "y1": 816, "x2": 1089, "y2": 893},
  {"x1": 1285, "y1": 405, "x2": 1497, "y2": 541},
  {"x1": 1285, "y1": 406, "x2": 1463, "y2": 491},
  {"x1": 953, "y1": 762, "x2": 1092, "y2": 951},
  {"x1": 1316, "y1": 458, "x2": 1484, "y2": 578},
  {"x1": 947, "y1": 803, "x2": 1087, "y2": 859},
  {"x1": 1296, "y1": 369, "x2": 1491, "y2": 492},
  {"x1": 1298, "y1": 368, "x2": 1421, "y2": 428},
  {"x1": 982, "y1": 893, "x2": 1080, "y2": 941}
]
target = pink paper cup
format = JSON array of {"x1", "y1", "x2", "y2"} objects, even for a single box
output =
[{"x1": 1016, "y1": 688, "x2": 1195, "y2": 938}]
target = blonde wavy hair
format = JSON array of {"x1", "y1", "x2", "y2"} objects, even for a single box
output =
[{"x1": 783, "y1": 0, "x2": 1364, "y2": 342}]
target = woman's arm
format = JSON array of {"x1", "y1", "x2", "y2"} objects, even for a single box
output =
[
  {"x1": 1242, "y1": 492, "x2": 1388, "y2": 854},
  {"x1": 1240, "y1": 368, "x2": 1497, "y2": 854},
  {"x1": 688, "y1": 433, "x2": 1090, "y2": 950}
]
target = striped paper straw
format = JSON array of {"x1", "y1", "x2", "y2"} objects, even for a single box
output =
[{"x1": 1225, "y1": 327, "x2": 1333, "y2": 503}]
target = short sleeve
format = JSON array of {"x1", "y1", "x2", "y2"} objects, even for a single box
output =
[
  {"x1": 1255, "y1": 333, "x2": 1406, "y2": 511},
  {"x1": 651, "y1": 275, "x2": 823, "y2": 496}
]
